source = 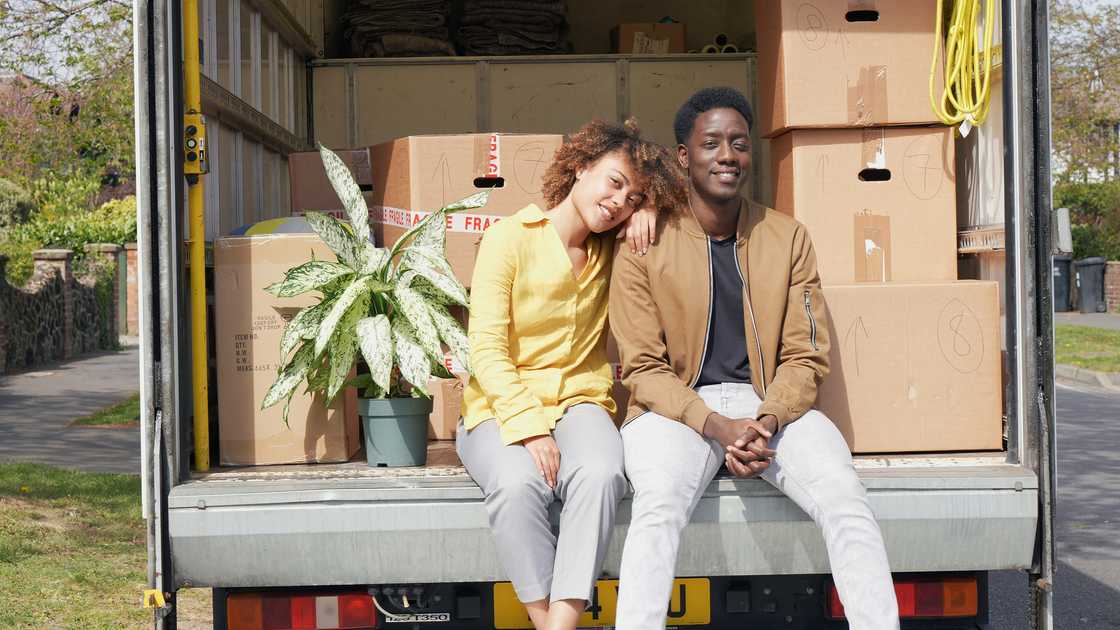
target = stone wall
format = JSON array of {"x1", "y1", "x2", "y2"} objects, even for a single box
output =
[
  {"x1": 0, "y1": 245, "x2": 121, "y2": 374},
  {"x1": 1106, "y1": 261, "x2": 1120, "y2": 314}
]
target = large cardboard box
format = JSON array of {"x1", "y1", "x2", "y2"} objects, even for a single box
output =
[
  {"x1": 817, "y1": 281, "x2": 1003, "y2": 454},
  {"x1": 754, "y1": 0, "x2": 944, "y2": 137},
  {"x1": 428, "y1": 377, "x2": 466, "y2": 440},
  {"x1": 611, "y1": 23, "x2": 686, "y2": 54},
  {"x1": 289, "y1": 148, "x2": 375, "y2": 218},
  {"x1": 368, "y1": 133, "x2": 564, "y2": 286},
  {"x1": 771, "y1": 126, "x2": 957, "y2": 285},
  {"x1": 215, "y1": 234, "x2": 360, "y2": 466}
]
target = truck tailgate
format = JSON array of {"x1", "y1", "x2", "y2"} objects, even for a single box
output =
[{"x1": 167, "y1": 455, "x2": 1037, "y2": 588}]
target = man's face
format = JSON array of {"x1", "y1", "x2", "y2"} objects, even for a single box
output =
[{"x1": 678, "y1": 107, "x2": 752, "y2": 203}]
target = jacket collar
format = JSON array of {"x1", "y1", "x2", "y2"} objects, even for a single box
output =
[
  {"x1": 517, "y1": 204, "x2": 549, "y2": 224},
  {"x1": 680, "y1": 197, "x2": 759, "y2": 245}
]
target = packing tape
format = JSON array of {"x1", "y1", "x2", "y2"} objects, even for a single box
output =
[
  {"x1": 714, "y1": 32, "x2": 730, "y2": 47},
  {"x1": 847, "y1": 65, "x2": 888, "y2": 126},
  {"x1": 853, "y1": 211, "x2": 891, "y2": 282},
  {"x1": 860, "y1": 128, "x2": 887, "y2": 170},
  {"x1": 701, "y1": 44, "x2": 719, "y2": 54},
  {"x1": 720, "y1": 44, "x2": 739, "y2": 53},
  {"x1": 370, "y1": 205, "x2": 505, "y2": 234},
  {"x1": 472, "y1": 133, "x2": 503, "y2": 179}
]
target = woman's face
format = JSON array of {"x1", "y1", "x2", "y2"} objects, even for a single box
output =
[{"x1": 571, "y1": 150, "x2": 647, "y2": 233}]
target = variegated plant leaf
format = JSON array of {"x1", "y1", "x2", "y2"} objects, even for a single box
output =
[
  {"x1": 304, "y1": 212, "x2": 361, "y2": 268},
  {"x1": 280, "y1": 300, "x2": 331, "y2": 359},
  {"x1": 264, "y1": 260, "x2": 353, "y2": 298},
  {"x1": 389, "y1": 191, "x2": 491, "y2": 258},
  {"x1": 400, "y1": 251, "x2": 468, "y2": 306},
  {"x1": 391, "y1": 317, "x2": 432, "y2": 396},
  {"x1": 261, "y1": 342, "x2": 316, "y2": 411},
  {"x1": 318, "y1": 144, "x2": 371, "y2": 245},
  {"x1": 359, "y1": 241, "x2": 392, "y2": 276},
  {"x1": 393, "y1": 283, "x2": 442, "y2": 361},
  {"x1": 314, "y1": 276, "x2": 370, "y2": 355},
  {"x1": 305, "y1": 355, "x2": 330, "y2": 393},
  {"x1": 356, "y1": 314, "x2": 392, "y2": 394},
  {"x1": 326, "y1": 290, "x2": 368, "y2": 400},
  {"x1": 408, "y1": 208, "x2": 446, "y2": 253},
  {"x1": 430, "y1": 306, "x2": 471, "y2": 374}
]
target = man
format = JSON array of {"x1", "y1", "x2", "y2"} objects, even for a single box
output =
[{"x1": 609, "y1": 87, "x2": 900, "y2": 630}]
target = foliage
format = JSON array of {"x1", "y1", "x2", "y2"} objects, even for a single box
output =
[
  {"x1": 0, "y1": 178, "x2": 37, "y2": 233},
  {"x1": 1050, "y1": 0, "x2": 1120, "y2": 182},
  {"x1": 0, "y1": 0, "x2": 134, "y2": 184},
  {"x1": 71, "y1": 393, "x2": 140, "y2": 426},
  {"x1": 262, "y1": 146, "x2": 485, "y2": 423},
  {"x1": 1055, "y1": 181, "x2": 1120, "y2": 260},
  {"x1": 0, "y1": 195, "x2": 136, "y2": 285}
]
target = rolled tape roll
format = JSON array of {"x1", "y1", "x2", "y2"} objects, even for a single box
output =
[
  {"x1": 721, "y1": 44, "x2": 739, "y2": 53},
  {"x1": 701, "y1": 44, "x2": 719, "y2": 54},
  {"x1": 714, "y1": 33, "x2": 729, "y2": 47}
]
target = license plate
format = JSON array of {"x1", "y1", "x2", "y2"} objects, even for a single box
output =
[{"x1": 493, "y1": 578, "x2": 710, "y2": 628}]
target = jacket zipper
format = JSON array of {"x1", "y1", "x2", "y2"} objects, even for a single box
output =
[
  {"x1": 803, "y1": 289, "x2": 819, "y2": 352},
  {"x1": 732, "y1": 246, "x2": 767, "y2": 395},
  {"x1": 687, "y1": 241, "x2": 716, "y2": 388}
]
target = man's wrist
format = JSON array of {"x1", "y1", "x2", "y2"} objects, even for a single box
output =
[
  {"x1": 758, "y1": 414, "x2": 779, "y2": 433},
  {"x1": 702, "y1": 412, "x2": 727, "y2": 439}
]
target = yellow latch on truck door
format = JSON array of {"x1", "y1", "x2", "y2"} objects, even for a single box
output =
[{"x1": 183, "y1": 113, "x2": 209, "y2": 175}]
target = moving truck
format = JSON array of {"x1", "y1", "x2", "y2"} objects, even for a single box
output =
[{"x1": 135, "y1": 0, "x2": 1058, "y2": 627}]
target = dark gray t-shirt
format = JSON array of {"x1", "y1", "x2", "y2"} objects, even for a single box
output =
[{"x1": 696, "y1": 236, "x2": 752, "y2": 386}]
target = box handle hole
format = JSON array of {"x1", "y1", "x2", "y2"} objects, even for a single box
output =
[
  {"x1": 474, "y1": 177, "x2": 505, "y2": 189},
  {"x1": 858, "y1": 168, "x2": 892, "y2": 182},
  {"x1": 845, "y1": 10, "x2": 880, "y2": 22}
]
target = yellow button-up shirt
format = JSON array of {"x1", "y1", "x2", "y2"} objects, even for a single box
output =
[{"x1": 461, "y1": 204, "x2": 616, "y2": 445}]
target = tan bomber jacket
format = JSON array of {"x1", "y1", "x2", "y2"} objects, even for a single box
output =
[{"x1": 608, "y1": 199, "x2": 831, "y2": 434}]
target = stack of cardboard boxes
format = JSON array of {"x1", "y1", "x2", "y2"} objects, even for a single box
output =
[{"x1": 757, "y1": 0, "x2": 1002, "y2": 453}]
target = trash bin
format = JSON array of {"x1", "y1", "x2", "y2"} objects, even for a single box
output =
[
  {"x1": 1052, "y1": 254, "x2": 1073, "y2": 312},
  {"x1": 1075, "y1": 257, "x2": 1108, "y2": 313}
]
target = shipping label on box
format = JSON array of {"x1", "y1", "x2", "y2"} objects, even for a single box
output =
[
  {"x1": 754, "y1": 0, "x2": 944, "y2": 136},
  {"x1": 612, "y1": 23, "x2": 686, "y2": 54},
  {"x1": 215, "y1": 234, "x2": 360, "y2": 466},
  {"x1": 816, "y1": 281, "x2": 1003, "y2": 454},
  {"x1": 368, "y1": 133, "x2": 562, "y2": 286},
  {"x1": 771, "y1": 126, "x2": 957, "y2": 284}
]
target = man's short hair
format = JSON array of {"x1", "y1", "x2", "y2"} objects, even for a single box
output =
[{"x1": 673, "y1": 87, "x2": 755, "y2": 145}]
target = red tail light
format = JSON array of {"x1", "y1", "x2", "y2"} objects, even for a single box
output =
[
  {"x1": 227, "y1": 591, "x2": 378, "y2": 630},
  {"x1": 827, "y1": 575, "x2": 979, "y2": 620}
]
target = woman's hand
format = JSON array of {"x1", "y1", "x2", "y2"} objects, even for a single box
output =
[
  {"x1": 617, "y1": 206, "x2": 657, "y2": 255},
  {"x1": 521, "y1": 434, "x2": 561, "y2": 488}
]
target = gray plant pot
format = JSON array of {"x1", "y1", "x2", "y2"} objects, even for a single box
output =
[{"x1": 359, "y1": 397, "x2": 432, "y2": 467}]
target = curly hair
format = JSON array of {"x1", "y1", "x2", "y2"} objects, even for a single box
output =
[
  {"x1": 673, "y1": 86, "x2": 754, "y2": 145},
  {"x1": 541, "y1": 118, "x2": 685, "y2": 215}
]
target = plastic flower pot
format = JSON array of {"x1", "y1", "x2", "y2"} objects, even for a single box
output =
[{"x1": 359, "y1": 397, "x2": 432, "y2": 467}]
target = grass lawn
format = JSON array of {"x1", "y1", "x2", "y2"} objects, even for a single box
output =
[
  {"x1": 0, "y1": 463, "x2": 211, "y2": 629},
  {"x1": 1055, "y1": 324, "x2": 1120, "y2": 373},
  {"x1": 70, "y1": 393, "x2": 140, "y2": 427}
]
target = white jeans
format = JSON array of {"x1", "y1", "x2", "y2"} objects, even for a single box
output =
[{"x1": 615, "y1": 383, "x2": 899, "y2": 630}]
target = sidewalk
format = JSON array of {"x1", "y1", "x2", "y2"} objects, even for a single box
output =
[
  {"x1": 1055, "y1": 311, "x2": 1120, "y2": 331},
  {"x1": 0, "y1": 346, "x2": 140, "y2": 474}
]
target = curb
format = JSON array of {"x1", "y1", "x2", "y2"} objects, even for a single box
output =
[{"x1": 1055, "y1": 363, "x2": 1120, "y2": 392}]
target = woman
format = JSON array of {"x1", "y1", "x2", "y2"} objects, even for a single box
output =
[{"x1": 457, "y1": 119, "x2": 682, "y2": 630}]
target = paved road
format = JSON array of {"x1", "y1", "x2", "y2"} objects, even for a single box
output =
[
  {"x1": 989, "y1": 382, "x2": 1120, "y2": 629},
  {"x1": 0, "y1": 347, "x2": 140, "y2": 474}
]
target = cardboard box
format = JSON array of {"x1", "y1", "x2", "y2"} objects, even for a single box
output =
[
  {"x1": 817, "y1": 281, "x2": 1003, "y2": 454},
  {"x1": 368, "y1": 133, "x2": 563, "y2": 286},
  {"x1": 754, "y1": 0, "x2": 944, "y2": 137},
  {"x1": 611, "y1": 23, "x2": 686, "y2": 54},
  {"x1": 214, "y1": 234, "x2": 360, "y2": 466},
  {"x1": 289, "y1": 148, "x2": 376, "y2": 218},
  {"x1": 771, "y1": 126, "x2": 957, "y2": 285},
  {"x1": 428, "y1": 377, "x2": 466, "y2": 440}
]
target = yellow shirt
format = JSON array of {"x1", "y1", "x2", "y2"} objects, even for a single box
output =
[{"x1": 461, "y1": 204, "x2": 616, "y2": 445}]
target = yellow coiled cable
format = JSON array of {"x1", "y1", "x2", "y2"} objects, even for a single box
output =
[{"x1": 930, "y1": 0, "x2": 997, "y2": 133}]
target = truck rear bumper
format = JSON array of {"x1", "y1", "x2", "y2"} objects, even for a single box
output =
[{"x1": 168, "y1": 456, "x2": 1037, "y2": 588}]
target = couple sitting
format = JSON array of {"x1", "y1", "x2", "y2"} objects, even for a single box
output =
[{"x1": 456, "y1": 87, "x2": 900, "y2": 630}]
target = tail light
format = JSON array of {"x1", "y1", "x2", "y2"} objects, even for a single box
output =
[
  {"x1": 227, "y1": 591, "x2": 377, "y2": 630},
  {"x1": 827, "y1": 575, "x2": 978, "y2": 620}
]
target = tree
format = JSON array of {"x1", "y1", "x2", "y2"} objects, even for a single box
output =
[
  {"x1": 1049, "y1": 0, "x2": 1120, "y2": 184},
  {"x1": 0, "y1": 0, "x2": 134, "y2": 188}
]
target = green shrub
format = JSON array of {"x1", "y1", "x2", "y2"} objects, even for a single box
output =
[
  {"x1": 0, "y1": 178, "x2": 37, "y2": 233},
  {"x1": 27, "y1": 172, "x2": 102, "y2": 219},
  {"x1": 0, "y1": 195, "x2": 136, "y2": 286}
]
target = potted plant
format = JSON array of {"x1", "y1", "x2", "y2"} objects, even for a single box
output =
[{"x1": 260, "y1": 145, "x2": 486, "y2": 467}]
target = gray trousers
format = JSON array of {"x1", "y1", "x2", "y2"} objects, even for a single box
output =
[{"x1": 456, "y1": 403, "x2": 627, "y2": 604}]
